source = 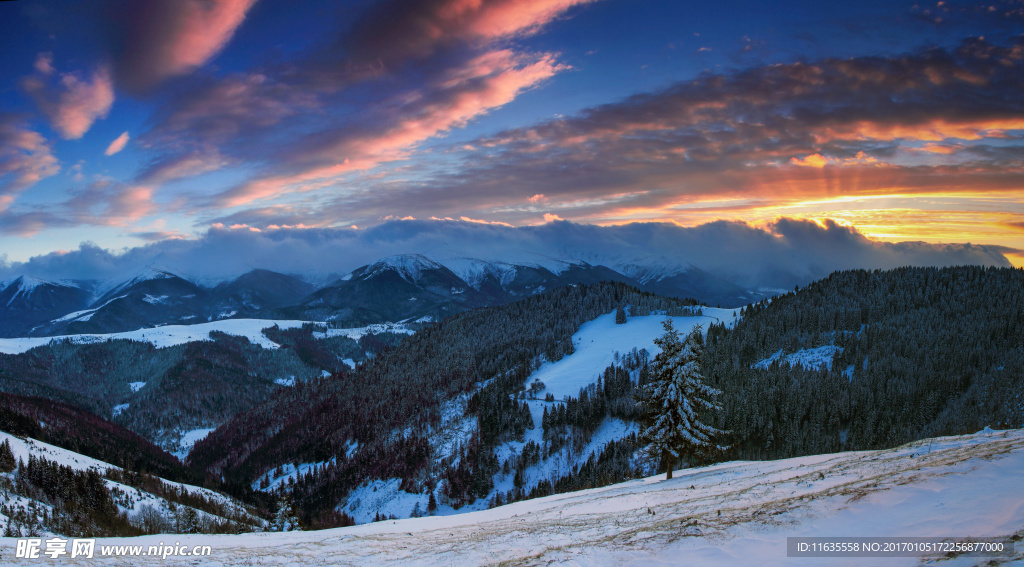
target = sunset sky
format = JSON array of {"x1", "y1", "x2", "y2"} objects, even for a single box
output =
[{"x1": 1, "y1": 0, "x2": 1022, "y2": 268}]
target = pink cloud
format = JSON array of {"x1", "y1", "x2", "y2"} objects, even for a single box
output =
[
  {"x1": 113, "y1": 0, "x2": 257, "y2": 92},
  {"x1": 454, "y1": 0, "x2": 596, "y2": 40},
  {"x1": 137, "y1": 150, "x2": 230, "y2": 185},
  {"x1": 348, "y1": 0, "x2": 593, "y2": 66},
  {"x1": 22, "y1": 63, "x2": 115, "y2": 140},
  {"x1": 105, "y1": 131, "x2": 130, "y2": 156},
  {"x1": 34, "y1": 52, "x2": 54, "y2": 75},
  {"x1": 0, "y1": 117, "x2": 61, "y2": 207},
  {"x1": 214, "y1": 50, "x2": 565, "y2": 208}
]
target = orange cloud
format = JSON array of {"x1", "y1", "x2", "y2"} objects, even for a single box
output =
[
  {"x1": 790, "y1": 153, "x2": 828, "y2": 168},
  {"x1": 816, "y1": 118, "x2": 1024, "y2": 143}
]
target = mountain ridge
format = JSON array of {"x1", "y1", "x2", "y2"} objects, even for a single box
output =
[{"x1": 0, "y1": 255, "x2": 756, "y2": 338}]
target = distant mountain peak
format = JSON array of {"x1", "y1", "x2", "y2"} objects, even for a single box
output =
[{"x1": 357, "y1": 254, "x2": 447, "y2": 283}]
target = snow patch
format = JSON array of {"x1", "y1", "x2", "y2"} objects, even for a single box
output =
[
  {"x1": 129, "y1": 381, "x2": 146, "y2": 392},
  {"x1": 341, "y1": 479, "x2": 428, "y2": 524},
  {"x1": 275, "y1": 376, "x2": 296, "y2": 387},
  {"x1": 312, "y1": 322, "x2": 415, "y2": 341},
  {"x1": 532, "y1": 307, "x2": 736, "y2": 400},
  {"x1": 753, "y1": 345, "x2": 843, "y2": 371},
  {"x1": 171, "y1": 427, "x2": 217, "y2": 460},
  {"x1": 0, "y1": 318, "x2": 318, "y2": 354},
  {"x1": 112, "y1": 403, "x2": 129, "y2": 416},
  {"x1": 253, "y1": 458, "x2": 337, "y2": 492}
]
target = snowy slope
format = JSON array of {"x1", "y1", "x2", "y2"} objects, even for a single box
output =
[
  {"x1": 0, "y1": 431, "x2": 260, "y2": 536},
  {"x1": 535, "y1": 307, "x2": 738, "y2": 400},
  {"x1": 8, "y1": 428, "x2": 1021, "y2": 566},
  {"x1": 333, "y1": 308, "x2": 741, "y2": 523},
  {"x1": 0, "y1": 319, "x2": 416, "y2": 355}
]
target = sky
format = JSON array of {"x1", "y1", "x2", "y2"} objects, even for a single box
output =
[{"x1": 0, "y1": 0, "x2": 1022, "y2": 272}]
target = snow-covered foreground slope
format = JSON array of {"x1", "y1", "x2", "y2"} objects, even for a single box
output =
[{"x1": 7, "y1": 428, "x2": 1021, "y2": 566}]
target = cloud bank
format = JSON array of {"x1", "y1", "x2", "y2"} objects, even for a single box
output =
[{"x1": 0, "y1": 219, "x2": 1012, "y2": 291}]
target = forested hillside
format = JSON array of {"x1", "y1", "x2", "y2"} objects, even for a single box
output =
[
  {"x1": 189, "y1": 283, "x2": 698, "y2": 526},
  {"x1": 703, "y1": 266, "x2": 1024, "y2": 460},
  {"x1": 0, "y1": 325, "x2": 408, "y2": 453}
]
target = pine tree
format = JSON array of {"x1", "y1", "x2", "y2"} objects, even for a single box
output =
[
  {"x1": 615, "y1": 305, "x2": 627, "y2": 324},
  {"x1": 0, "y1": 439, "x2": 16, "y2": 473},
  {"x1": 427, "y1": 490, "x2": 437, "y2": 514},
  {"x1": 271, "y1": 493, "x2": 301, "y2": 532},
  {"x1": 640, "y1": 321, "x2": 726, "y2": 479}
]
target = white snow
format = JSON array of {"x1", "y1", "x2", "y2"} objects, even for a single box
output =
[
  {"x1": 341, "y1": 479, "x2": 429, "y2": 524},
  {"x1": 50, "y1": 294, "x2": 131, "y2": 324},
  {"x1": 753, "y1": 345, "x2": 843, "y2": 371},
  {"x1": 91, "y1": 267, "x2": 176, "y2": 301},
  {"x1": 274, "y1": 376, "x2": 296, "y2": 387},
  {"x1": 311, "y1": 322, "x2": 415, "y2": 341},
  {"x1": 253, "y1": 459, "x2": 337, "y2": 493},
  {"x1": 4, "y1": 276, "x2": 76, "y2": 307},
  {"x1": 129, "y1": 381, "x2": 147, "y2": 392},
  {"x1": 142, "y1": 294, "x2": 169, "y2": 304},
  {"x1": 0, "y1": 430, "x2": 262, "y2": 537},
  {"x1": 532, "y1": 308, "x2": 738, "y2": 400},
  {"x1": 171, "y1": 428, "x2": 217, "y2": 460},
  {"x1": 0, "y1": 319, "x2": 316, "y2": 354},
  {"x1": 112, "y1": 403, "x2": 129, "y2": 416},
  {"x1": 11, "y1": 428, "x2": 1020, "y2": 566},
  {"x1": 360, "y1": 254, "x2": 444, "y2": 283},
  {"x1": 425, "y1": 250, "x2": 578, "y2": 280}
]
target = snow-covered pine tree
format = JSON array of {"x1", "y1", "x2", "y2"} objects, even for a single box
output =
[
  {"x1": 640, "y1": 320, "x2": 726, "y2": 479},
  {"x1": 271, "y1": 492, "x2": 302, "y2": 532}
]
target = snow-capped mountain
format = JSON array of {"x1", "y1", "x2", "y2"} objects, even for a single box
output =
[
  {"x1": 18, "y1": 268, "x2": 318, "y2": 337},
  {"x1": 0, "y1": 276, "x2": 92, "y2": 337},
  {"x1": 32, "y1": 269, "x2": 210, "y2": 337},
  {"x1": 0, "y1": 252, "x2": 766, "y2": 337}
]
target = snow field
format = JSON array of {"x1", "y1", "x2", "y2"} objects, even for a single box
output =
[
  {"x1": 533, "y1": 307, "x2": 738, "y2": 400},
  {"x1": 7, "y1": 428, "x2": 1019, "y2": 566},
  {"x1": 0, "y1": 319, "x2": 417, "y2": 355},
  {"x1": 171, "y1": 428, "x2": 217, "y2": 460}
]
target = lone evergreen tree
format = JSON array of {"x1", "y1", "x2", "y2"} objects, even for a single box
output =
[
  {"x1": 271, "y1": 492, "x2": 302, "y2": 532},
  {"x1": 615, "y1": 305, "x2": 627, "y2": 324},
  {"x1": 640, "y1": 321, "x2": 725, "y2": 479}
]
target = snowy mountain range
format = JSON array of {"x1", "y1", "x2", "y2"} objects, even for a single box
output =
[{"x1": 0, "y1": 253, "x2": 755, "y2": 338}]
